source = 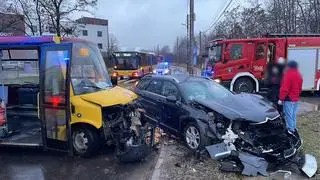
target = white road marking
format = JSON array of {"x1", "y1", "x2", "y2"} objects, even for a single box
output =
[
  {"x1": 124, "y1": 79, "x2": 138, "y2": 84},
  {"x1": 118, "y1": 79, "x2": 127, "y2": 83}
]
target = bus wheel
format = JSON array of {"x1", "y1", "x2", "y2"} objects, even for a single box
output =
[
  {"x1": 72, "y1": 127, "x2": 100, "y2": 157},
  {"x1": 233, "y1": 77, "x2": 254, "y2": 93}
]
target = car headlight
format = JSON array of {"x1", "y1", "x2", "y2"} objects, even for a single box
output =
[
  {"x1": 214, "y1": 79, "x2": 221, "y2": 83},
  {"x1": 153, "y1": 70, "x2": 156, "y2": 73},
  {"x1": 164, "y1": 69, "x2": 169, "y2": 74}
]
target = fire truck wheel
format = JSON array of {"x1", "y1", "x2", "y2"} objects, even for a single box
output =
[
  {"x1": 234, "y1": 77, "x2": 254, "y2": 93},
  {"x1": 72, "y1": 127, "x2": 100, "y2": 157}
]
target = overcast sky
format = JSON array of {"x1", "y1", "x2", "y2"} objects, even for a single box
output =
[{"x1": 94, "y1": 0, "x2": 228, "y2": 50}]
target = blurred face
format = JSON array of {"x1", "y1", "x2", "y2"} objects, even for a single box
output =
[{"x1": 272, "y1": 66, "x2": 279, "y2": 74}]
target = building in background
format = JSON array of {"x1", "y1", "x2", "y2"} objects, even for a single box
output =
[
  {"x1": 75, "y1": 17, "x2": 109, "y2": 53},
  {"x1": 0, "y1": 13, "x2": 25, "y2": 36},
  {"x1": 0, "y1": 14, "x2": 109, "y2": 54}
]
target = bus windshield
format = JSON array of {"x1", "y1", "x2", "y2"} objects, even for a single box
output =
[
  {"x1": 71, "y1": 42, "x2": 112, "y2": 95},
  {"x1": 114, "y1": 56, "x2": 139, "y2": 70}
]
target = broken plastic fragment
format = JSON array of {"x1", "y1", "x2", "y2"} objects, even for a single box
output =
[
  {"x1": 238, "y1": 152, "x2": 269, "y2": 176},
  {"x1": 301, "y1": 154, "x2": 317, "y2": 178}
]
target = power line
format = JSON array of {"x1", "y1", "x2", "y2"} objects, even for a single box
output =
[{"x1": 203, "y1": 0, "x2": 235, "y2": 33}]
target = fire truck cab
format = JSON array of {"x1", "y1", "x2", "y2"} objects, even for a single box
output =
[{"x1": 209, "y1": 34, "x2": 320, "y2": 93}]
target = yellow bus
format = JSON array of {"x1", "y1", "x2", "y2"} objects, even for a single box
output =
[
  {"x1": 0, "y1": 36, "x2": 155, "y2": 161},
  {"x1": 112, "y1": 51, "x2": 157, "y2": 79}
]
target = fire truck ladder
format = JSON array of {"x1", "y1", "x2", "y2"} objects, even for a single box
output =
[{"x1": 265, "y1": 33, "x2": 320, "y2": 38}]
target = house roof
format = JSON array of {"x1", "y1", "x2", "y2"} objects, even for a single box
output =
[{"x1": 76, "y1": 17, "x2": 108, "y2": 26}]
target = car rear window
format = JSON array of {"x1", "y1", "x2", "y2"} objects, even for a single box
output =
[{"x1": 136, "y1": 78, "x2": 151, "y2": 90}]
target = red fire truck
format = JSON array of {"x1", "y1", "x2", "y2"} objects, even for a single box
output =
[{"x1": 208, "y1": 34, "x2": 320, "y2": 93}]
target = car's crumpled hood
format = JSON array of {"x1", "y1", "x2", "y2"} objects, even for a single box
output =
[{"x1": 195, "y1": 93, "x2": 279, "y2": 123}]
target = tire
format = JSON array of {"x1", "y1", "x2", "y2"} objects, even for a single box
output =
[
  {"x1": 115, "y1": 144, "x2": 150, "y2": 162},
  {"x1": 233, "y1": 77, "x2": 254, "y2": 93},
  {"x1": 183, "y1": 122, "x2": 210, "y2": 151},
  {"x1": 72, "y1": 127, "x2": 100, "y2": 157}
]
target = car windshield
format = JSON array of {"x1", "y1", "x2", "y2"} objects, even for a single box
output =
[
  {"x1": 209, "y1": 44, "x2": 222, "y2": 62},
  {"x1": 180, "y1": 77, "x2": 232, "y2": 101},
  {"x1": 156, "y1": 64, "x2": 168, "y2": 69},
  {"x1": 71, "y1": 42, "x2": 112, "y2": 95}
]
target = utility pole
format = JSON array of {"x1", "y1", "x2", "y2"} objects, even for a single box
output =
[
  {"x1": 157, "y1": 44, "x2": 160, "y2": 56},
  {"x1": 107, "y1": 22, "x2": 111, "y2": 62},
  {"x1": 189, "y1": 0, "x2": 195, "y2": 74},
  {"x1": 199, "y1": 31, "x2": 202, "y2": 69},
  {"x1": 176, "y1": 37, "x2": 179, "y2": 65},
  {"x1": 186, "y1": 14, "x2": 190, "y2": 70}
]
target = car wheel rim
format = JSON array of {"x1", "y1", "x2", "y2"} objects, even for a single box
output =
[
  {"x1": 73, "y1": 131, "x2": 89, "y2": 153},
  {"x1": 238, "y1": 82, "x2": 249, "y2": 92},
  {"x1": 185, "y1": 126, "x2": 200, "y2": 149}
]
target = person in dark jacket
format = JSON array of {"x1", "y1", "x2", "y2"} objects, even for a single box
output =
[
  {"x1": 266, "y1": 58, "x2": 286, "y2": 110},
  {"x1": 278, "y1": 61, "x2": 303, "y2": 133}
]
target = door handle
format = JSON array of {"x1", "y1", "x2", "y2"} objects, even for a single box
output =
[{"x1": 37, "y1": 92, "x2": 40, "y2": 119}]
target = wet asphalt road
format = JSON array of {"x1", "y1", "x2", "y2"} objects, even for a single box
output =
[
  {"x1": 0, "y1": 145, "x2": 159, "y2": 180},
  {"x1": 0, "y1": 78, "x2": 159, "y2": 180}
]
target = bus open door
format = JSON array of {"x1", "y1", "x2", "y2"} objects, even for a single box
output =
[{"x1": 40, "y1": 44, "x2": 72, "y2": 153}]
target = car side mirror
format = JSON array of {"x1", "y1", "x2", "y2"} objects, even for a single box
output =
[
  {"x1": 223, "y1": 51, "x2": 230, "y2": 63},
  {"x1": 166, "y1": 95, "x2": 177, "y2": 103}
]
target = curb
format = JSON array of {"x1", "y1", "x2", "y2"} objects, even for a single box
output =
[{"x1": 149, "y1": 144, "x2": 166, "y2": 180}]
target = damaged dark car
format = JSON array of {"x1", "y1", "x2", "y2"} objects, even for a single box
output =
[{"x1": 135, "y1": 75, "x2": 316, "y2": 177}]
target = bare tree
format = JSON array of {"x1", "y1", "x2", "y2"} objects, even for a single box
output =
[
  {"x1": 160, "y1": 45, "x2": 171, "y2": 55},
  {"x1": 109, "y1": 34, "x2": 119, "y2": 53},
  {"x1": 38, "y1": 0, "x2": 97, "y2": 37}
]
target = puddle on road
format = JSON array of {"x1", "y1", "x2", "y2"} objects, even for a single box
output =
[{"x1": 7, "y1": 165, "x2": 45, "y2": 180}]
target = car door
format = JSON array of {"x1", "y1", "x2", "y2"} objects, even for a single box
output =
[
  {"x1": 218, "y1": 43, "x2": 252, "y2": 80},
  {"x1": 135, "y1": 78, "x2": 163, "y2": 124},
  {"x1": 134, "y1": 77, "x2": 152, "y2": 118},
  {"x1": 159, "y1": 80, "x2": 182, "y2": 134}
]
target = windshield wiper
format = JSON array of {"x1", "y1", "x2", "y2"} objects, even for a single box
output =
[{"x1": 82, "y1": 85, "x2": 103, "y2": 89}]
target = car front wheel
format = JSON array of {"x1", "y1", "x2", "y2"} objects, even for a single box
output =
[
  {"x1": 72, "y1": 127, "x2": 100, "y2": 157},
  {"x1": 184, "y1": 122, "x2": 210, "y2": 150}
]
